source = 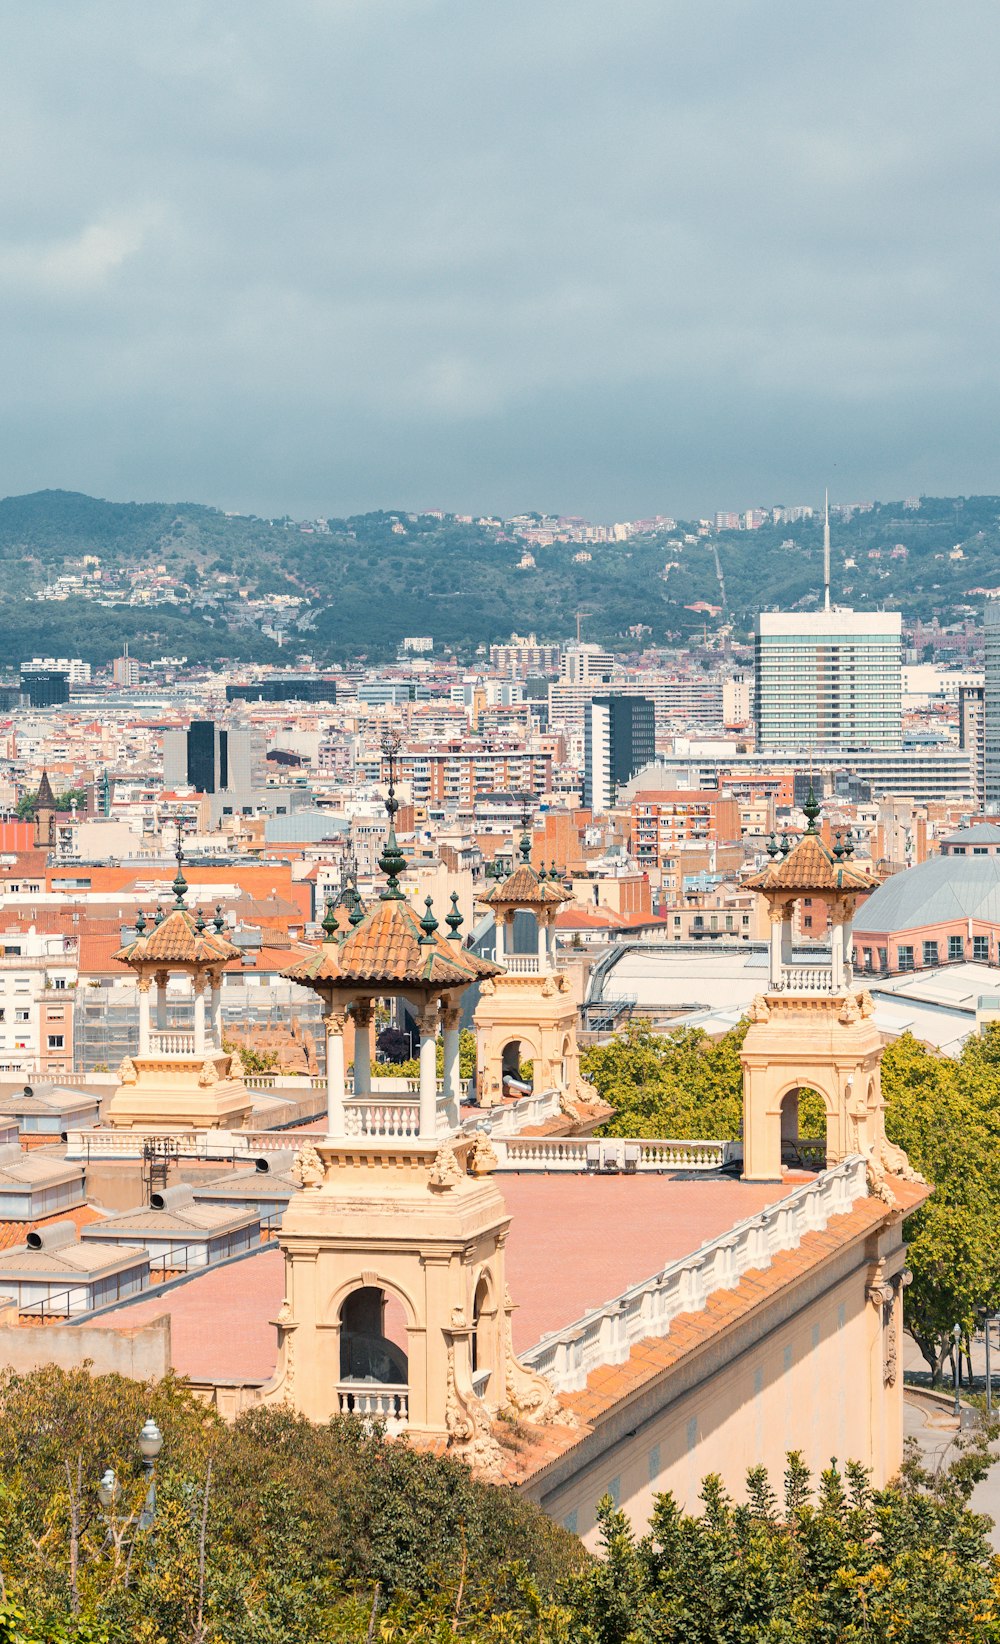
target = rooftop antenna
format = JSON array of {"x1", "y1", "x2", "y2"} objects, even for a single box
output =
[{"x1": 823, "y1": 487, "x2": 831, "y2": 613}]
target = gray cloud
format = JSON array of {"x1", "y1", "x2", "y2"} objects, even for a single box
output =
[{"x1": 0, "y1": 0, "x2": 998, "y2": 519}]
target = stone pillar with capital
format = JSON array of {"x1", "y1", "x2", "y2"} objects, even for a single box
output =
[
  {"x1": 442, "y1": 1003, "x2": 462, "y2": 1130},
  {"x1": 325, "y1": 1006, "x2": 348, "y2": 1136},
  {"x1": 536, "y1": 913, "x2": 547, "y2": 970},
  {"x1": 154, "y1": 969, "x2": 168, "y2": 1031},
  {"x1": 494, "y1": 911, "x2": 506, "y2": 964},
  {"x1": 768, "y1": 905, "x2": 785, "y2": 988},
  {"x1": 193, "y1": 970, "x2": 207, "y2": 1054},
  {"x1": 352, "y1": 1000, "x2": 373, "y2": 1099},
  {"x1": 418, "y1": 999, "x2": 440, "y2": 1140},
  {"x1": 137, "y1": 974, "x2": 151, "y2": 1056}
]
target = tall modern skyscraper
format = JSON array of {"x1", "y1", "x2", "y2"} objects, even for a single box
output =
[
  {"x1": 983, "y1": 601, "x2": 1000, "y2": 805},
  {"x1": 754, "y1": 610, "x2": 902, "y2": 753},
  {"x1": 584, "y1": 696, "x2": 656, "y2": 811},
  {"x1": 163, "y1": 722, "x2": 265, "y2": 794}
]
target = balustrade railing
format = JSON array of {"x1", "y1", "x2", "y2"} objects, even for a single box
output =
[
  {"x1": 521, "y1": 1157, "x2": 867, "y2": 1394},
  {"x1": 337, "y1": 1381, "x2": 409, "y2": 1431},
  {"x1": 149, "y1": 1030, "x2": 197, "y2": 1055},
  {"x1": 779, "y1": 966, "x2": 835, "y2": 994},
  {"x1": 491, "y1": 1136, "x2": 737, "y2": 1172},
  {"x1": 460, "y1": 1087, "x2": 562, "y2": 1139},
  {"x1": 503, "y1": 955, "x2": 542, "y2": 975}
]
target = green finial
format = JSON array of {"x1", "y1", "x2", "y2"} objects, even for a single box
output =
[
  {"x1": 446, "y1": 891, "x2": 463, "y2": 941},
  {"x1": 322, "y1": 896, "x2": 338, "y2": 940},
  {"x1": 781, "y1": 833, "x2": 792, "y2": 856},
  {"x1": 418, "y1": 894, "x2": 439, "y2": 945},
  {"x1": 154, "y1": 904, "x2": 164, "y2": 927},
  {"x1": 195, "y1": 906, "x2": 206, "y2": 933},
  {"x1": 348, "y1": 884, "x2": 365, "y2": 927},
  {"x1": 766, "y1": 832, "x2": 779, "y2": 859},
  {"x1": 803, "y1": 784, "x2": 820, "y2": 834},
  {"x1": 213, "y1": 904, "x2": 225, "y2": 934},
  {"x1": 378, "y1": 735, "x2": 408, "y2": 899},
  {"x1": 135, "y1": 909, "x2": 146, "y2": 935},
  {"x1": 832, "y1": 831, "x2": 844, "y2": 860},
  {"x1": 172, "y1": 837, "x2": 188, "y2": 908}
]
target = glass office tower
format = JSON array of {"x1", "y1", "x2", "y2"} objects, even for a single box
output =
[{"x1": 754, "y1": 610, "x2": 902, "y2": 753}]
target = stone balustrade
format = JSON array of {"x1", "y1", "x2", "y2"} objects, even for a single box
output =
[
  {"x1": 521, "y1": 1157, "x2": 868, "y2": 1394},
  {"x1": 504, "y1": 954, "x2": 542, "y2": 975},
  {"x1": 337, "y1": 1382, "x2": 409, "y2": 1433},
  {"x1": 491, "y1": 1136, "x2": 738, "y2": 1173},
  {"x1": 778, "y1": 966, "x2": 835, "y2": 994},
  {"x1": 148, "y1": 1030, "x2": 198, "y2": 1056},
  {"x1": 460, "y1": 1087, "x2": 562, "y2": 1139}
]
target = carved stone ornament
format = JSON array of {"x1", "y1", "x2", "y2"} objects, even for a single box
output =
[
  {"x1": 291, "y1": 1142, "x2": 326, "y2": 1190},
  {"x1": 117, "y1": 1056, "x2": 138, "y2": 1086},
  {"x1": 429, "y1": 1138, "x2": 464, "y2": 1190},
  {"x1": 197, "y1": 1059, "x2": 217, "y2": 1088},
  {"x1": 838, "y1": 994, "x2": 861, "y2": 1025},
  {"x1": 467, "y1": 1131, "x2": 498, "y2": 1177},
  {"x1": 860, "y1": 990, "x2": 875, "y2": 1018},
  {"x1": 541, "y1": 974, "x2": 556, "y2": 998},
  {"x1": 227, "y1": 1046, "x2": 246, "y2": 1079},
  {"x1": 444, "y1": 1341, "x2": 505, "y2": 1480},
  {"x1": 502, "y1": 1303, "x2": 570, "y2": 1427},
  {"x1": 748, "y1": 994, "x2": 771, "y2": 1023},
  {"x1": 479, "y1": 978, "x2": 496, "y2": 996}
]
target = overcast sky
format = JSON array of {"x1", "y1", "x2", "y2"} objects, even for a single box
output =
[{"x1": 1, "y1": 1, "x2": 997, "y2": 521}]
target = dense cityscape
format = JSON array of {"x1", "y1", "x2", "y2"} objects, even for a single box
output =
[{"x1": 4, "y1": 1, "x2": 1000, "y2": 1639}]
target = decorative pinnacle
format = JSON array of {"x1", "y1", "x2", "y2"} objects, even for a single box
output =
[
  {"x1": 832, "y1": 831, "x2": 844, "y2": 861},
  {"x1": 803, "y1": 784, "x2": 821, "y2": 835},
  {"x1": 446, "y1": 891, "x2": 464, "y2": 941},
  {"x1": 135, "y1": 909, "x2": 146, "y2": 936},
  {"x1": 418, "y1": 895, "x2": 439, "y2": 946},
  {"x1": 766, "y1": 832, "x2": 779, "y2": 859},
  {"x1": 348, "y1": 884, "x2": 365, "y2": 927},
  {"x1": 321, "y1": 896, "x2": 338, "y2": 941},
  {"x1": 172, "y1": 838, "x2": 188, "y2": 908},
  {"x1": 519, "y1": 802, "x2": 533, "y2": 864},
  {"x1": 781, "y1": 833, "x2": 792, "y2": 856},
  {"x1": 378, "y1": 732, "x2": 407, "y2": 899},
  {"x1": 153, "y1": 905, "x2": 164, "y2": 927},
  {"x1": 194, "y1": 907, "x2": 206, "y2": 933},
  {"x1": 213, "y1": 904, "x2": 225, "y2": 934}
]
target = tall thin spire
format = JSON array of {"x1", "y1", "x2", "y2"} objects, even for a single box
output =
[{"x1": 823, "y1": 487, "x2": 831, "y2": 613}]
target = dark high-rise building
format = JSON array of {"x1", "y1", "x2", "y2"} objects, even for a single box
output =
[
  {"x1": 583, "y1": 695, "x2": 656, "y2": 810},
  {"x1": 21, "y1": 670, "x2": 69, "y2": 708},
  {"x1": 984, "y1": 600, "x2": 1000, "y2": 806}
]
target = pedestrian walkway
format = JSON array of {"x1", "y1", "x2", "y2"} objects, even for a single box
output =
[{"x1": 903, "y1": 1332, "x2": 1000, "y2": 1550}]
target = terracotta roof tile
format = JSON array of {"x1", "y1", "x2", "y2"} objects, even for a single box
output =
[
  {"x1": 746, "y1": 832, "x2": 879, "y2": 894},
  {"x1": 479, "y1": 864, "x2": 572, "y2": 910},
  {"x1": 114, "y1": 908, "x2": 241, "y2": 968},
  {"x1": 281, "y1": 897, "x2": 501, "y2": 991}
]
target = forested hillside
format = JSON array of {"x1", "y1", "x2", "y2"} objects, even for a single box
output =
[{"x1": 0, "y1": 489, "x2": 995, "y2": 667}]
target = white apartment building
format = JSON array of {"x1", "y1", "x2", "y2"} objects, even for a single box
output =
[
  {"x1": 755, "y1": 609, "x2": 903, "y2": 752},
  {"x1": 0, "y1": 930, "x2": 78, "y2": 1078}
]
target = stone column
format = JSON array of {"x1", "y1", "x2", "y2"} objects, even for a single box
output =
[
  {"x1": 154, "y1": 970, "x2": 168, "y2": 1031},
  {"x1": 831, "y1": 918, "x2": 844, "y2": 991},
  {"x1": 418, "y1": 999, "x2": 440, "y2": 1140},
  {"x1": 536, "y1": 913, "x2": 547, "y2": 970},
  {"x1": 209, "y1": 978, "x2": 222, "y2": 1049},
  {"x1": 137, "y1": 974, "x2": 151, "y2": 1056},
  {"x1": 326, "y1": 1007, "x2": 347, "y2": 1136},
  {"x1": 768, "y1": 907, "x2": 784, "y2": 988},
  {"x1": 442, "y1": 1003, "x2": 462, "y2": 1130},
  {"x1": 353, "y1": 1001, "x2": 372, "y2": 1098},
  {"x1": 193, "y1": 971, "x2": 207, "y2": 1054},
  {"x1": 494, "y1": 911, "x2": 506, "y2": 964}
]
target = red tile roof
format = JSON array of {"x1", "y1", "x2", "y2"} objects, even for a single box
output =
[{"x1": 0, "y1": 1204, "x2": 106, "y2": 1254}]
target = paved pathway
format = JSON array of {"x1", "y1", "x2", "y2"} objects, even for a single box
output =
[{"x1": 903, "y1": 1332, "x2": 1000, "y2": 1549}]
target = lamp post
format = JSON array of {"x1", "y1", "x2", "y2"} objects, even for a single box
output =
[
  {"x1": 952, "y1": 1323, "x2": 962, "y2": 1418},
  {"x1": 137, "y1": 1418, "x2": 163, "y2": 1530}
]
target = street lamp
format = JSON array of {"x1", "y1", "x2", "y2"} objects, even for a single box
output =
[
  {"x1": 952, "y1": 1323, "x2": 962, "y2": 1418},
  {"x1": 97, "y1": 1468, "x2": 118, "y2": 1511},
  {"x1": 137, "y1": 1418, "x2": 163, "y2": 1530}
]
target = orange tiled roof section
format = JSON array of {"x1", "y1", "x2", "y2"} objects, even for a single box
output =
[
  {"x1": 282, "y1": 898, "x2": 501, "y2": 990},
  {"x1": 503, "y1": 1175, "x2": 930, "y2": 1487},
  {"x1": 746, "y1": 832, "x2": 880, "y2": 895},
  {"x1": 0, "y1": 1204, "x2": 106, "y2": 1255},
  {"x1": 479, "y1": 863, "x2": 572, "y2": 910},
  {"x1": 114, "y1": 908, "x2": 241, "y2": 969}
]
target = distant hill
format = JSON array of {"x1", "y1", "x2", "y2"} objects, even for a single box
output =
[{"x1": 0, "y1": 488, "x2": 995, "y2": 667}]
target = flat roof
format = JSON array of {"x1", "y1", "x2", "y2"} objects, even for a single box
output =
[{"x1": 98, "y1": 1173, "x2": 799, "y2": 1382}]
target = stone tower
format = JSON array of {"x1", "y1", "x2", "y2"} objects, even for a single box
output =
[{"x1": 740, "y1": 796, "x2": 915, "y2": 1190}]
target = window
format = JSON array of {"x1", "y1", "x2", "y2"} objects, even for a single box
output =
[
  {"x1": 974, "y1": 935, "x2": 990, "y2": 961},
  {"x1": 46, "y1": 1035, "x2": 64, "y2": 1050},
  {"x1": 742, "y1": 914, "x2": 750, "y2": 926},
  {"x1": 975, "y1": 847, "x2": 988, "y2": 855},
  {"x1": 897, "y1": 945, "x2": 914, "y2": 972},
  {"x1": 53, "y1": 977, "x2": 66, "y2": 990},
  {"x1": 948, "y1": 935, "x2": 964, "y2": 962},
  {"x1": 14, "y1": 1010, "x2": 29, "y2": 1023},
  {"x1": 804, "y1": 916, "x2": 813, "y2": 929},
  {"x1": 673, "y1": 915, "x2": 681, "y2": 927},
  {"x1": 878, "y1": 948, "x2": 888, "y2": 972},
  {"x1": 922, "y1": 941, "x2": 939, "y2": 967},
  {"x1": 953, "y1": 846, "x2": 967, "y2": 855},
  {"x1": 863, "y1": 948, "x2": 873, "y2": 972}
]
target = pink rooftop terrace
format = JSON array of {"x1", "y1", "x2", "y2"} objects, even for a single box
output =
[{"x1": 101, "y1": 1173, "x2": 803, "y2": 1384}]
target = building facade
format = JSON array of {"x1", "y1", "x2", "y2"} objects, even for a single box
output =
[
  {"x1": 755, "y1": 610, "x2": 903, "y2": 752},
  {"x1": 584, "y1": 697, "x2": 656, "y2": 811}
]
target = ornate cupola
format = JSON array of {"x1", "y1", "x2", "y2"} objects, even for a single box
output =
[
  {"x1": 739, "y1": 791, "x2": 914, "y2": 1191},
  {"x1": 261, "y1": 754, "x2": 557, "y2": 1472},
  {"x1": 106, "y1": 843, "x2": 251, "y2": 1131},
  {"x1": 472, "y1": 806, "x2": 593, "y2": 1114}
]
